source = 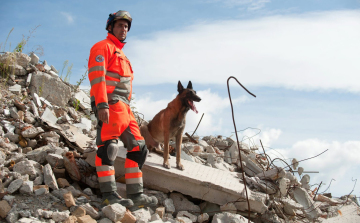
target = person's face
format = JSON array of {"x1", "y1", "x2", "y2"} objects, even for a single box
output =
[{"x1": 109, "y1": 19, "x2": 128, "y2": 41}]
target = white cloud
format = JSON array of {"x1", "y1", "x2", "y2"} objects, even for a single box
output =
[
  {"x1": 268, "y1": 139, "x2": 360, "y2": 197},
  {"x1": 203, "y1": 0, "x2": 270, "y2": 11},
  {"x1": 247, "y1": 0, "x2": 271, "y2": 11},
  {"x1": 129, "y1": 10, "x2": 360, "y2": 92},
  {"x1": 135, "y1": 89, "x2": 248, "y2": 136},
  {"x1": 61, "y1": 12, "x2": 74, "y2": 24},
  {"x1": 235, "y1": 126, "x2": 282, "y2": 149}
]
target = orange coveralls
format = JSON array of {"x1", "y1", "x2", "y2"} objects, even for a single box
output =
[{"x1": 88, "y1": 33, "x2": 146, "y2": 195}]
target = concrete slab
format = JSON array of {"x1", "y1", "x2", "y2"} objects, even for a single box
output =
[{"x1": 115, "y1": 147, "x2": 247, "y2": 207}]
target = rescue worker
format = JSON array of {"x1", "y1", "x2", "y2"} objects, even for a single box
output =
[{"x1": 88, "y1": 10, "x2": 158, "y2": 209}]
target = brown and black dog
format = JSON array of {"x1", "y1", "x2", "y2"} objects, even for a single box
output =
[{"x1": 140, "y1": 81, "x2": 201, "y2": 170}]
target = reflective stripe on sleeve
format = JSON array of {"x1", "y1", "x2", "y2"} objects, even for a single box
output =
[
  {"x1": 90, "y1": 76, "x2": 106, "y2": 86},
  {"x1": 89, "y1": 66, "x2": 106, "y2": 73}
]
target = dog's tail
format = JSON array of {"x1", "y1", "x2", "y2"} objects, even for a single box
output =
[{"x1": 140, "y1": 124, "x2": 160, "y2": 150}]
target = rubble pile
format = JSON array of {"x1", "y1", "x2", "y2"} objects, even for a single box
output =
[{"x1": 0, "y1": 51, "x2": 358, "y2": 223}]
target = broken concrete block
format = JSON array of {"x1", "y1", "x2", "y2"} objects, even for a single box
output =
[
  {"x1": 77, "y1": 215, "x2": 97, "y2": 223},
  {"x1": 292, "y1": 158, "x2": 298, "y2": 170},
  {"x1": 256, "y1": 166, "x2": 285, "y2": 180},
  {"x1": 293, "y1": 187, "x2": 322, "y2": 220},
  {"x1": 63, "y1": 191, "x2": 76, "y2": 207},
  {"x1": 98, "y1": 218, "x2": 112, "y2": 223},
  {"x1": 3, "y1": 109, "x2": 11, "y2": 117},
  {"x1": 5, "y1": 205, "x2": 19, "y2": 222},
  {"x1": 44, "y1": 163, "x2": 59, "y2": 190},
  {"x1": 10, "y1": 64, "x2": 27, "y2": 76},
  {"x1": 298, "y1": 167, "x2": 304, "y2": 175},
  {"x1": 30, "y1": 101, "x2": 39, "y2": 117},
  {"x1": 0, "y1": 200, "x2": 11, "y2": 218},
  {"x1": 49, "y1": 70, "x2": 58, "y2": 77},
  {"x1": 300, "y1": 174, "x2": 311, "y2": 190},
  {"x1": 224, "y1": 150, "x2": 232, "y2": 164},
  {"x1": 4, "y1": 132, "x2": 20, "y2": 143},
  {"x1": 170, "y1": 193, "x2": 200, "y2": 214},
  {"x1": 63, "y1": 216, "x2": 78, "y2": 223},
  {"x1": 132, "y1": 208, "x2": 151, "y2": 223},
  {"x1": 46, "y1": 153, "x2": 64, "y2": 168},
  {"x1": 52, "y1": 211, "x2": 70, "y2": 222},
  {"x1": 278, "y1": 178, "x2": 290, "y2": 197},
  {"x1": 33, "y1": 92, "x2": 42, "y2": 107},
  {"x1": 1, "y1": 120, "x2": 15, "y2": 133},
  {"x1": 280, "y1": 197, "x2": 304, "y2": 215},
  {"x1": 80, "y1": 203, "x2": 100, "y2": 219},
  {"x1": 164, "y1": 198, "x2": 175, "y2": 214},
  {"x1": 7, "y1": 178, "x2": 23, "y2": 194},
  {"x1": 176, "y1": 211, "x2": 197, "y2": 222},
  {"x1": 71, "y1": 206, "x2": 86, "y2": 217},
  {"x1": 234, "y1": 191, "x2": 268, "y2": 214},
  {"x1": 73, "y1": 117, "x2": 92, "y2": 132},
  {"x1": 19, "y1": 181, "x2": 33, "y2": 194},
  {"x1": 212, "y1": 212, "x2": 249, "y2": 223},
  {"x1": 199, "y1": 202, "x2": 220, "y2": 217},
  {"x1": 9, "y1": 107, "x2": 20, "y2": 119},
  {"x1": 3, "y1": 195, "x2": 15, "y2": 204},
  {"x1": 42, "y1": 210, "x2": 53, "y2": 218},
  {"x1": 26, "y1": 72, "x2": 33, "y2": 87},
  {"x1": 14, "y1": 52, "x2": 31, "y2": 68},
  {"x1": 102, "y1": 203, "x2": 126, "y2": 222},
  {"x1": 220, "y1": 203, "x2": 237, "y2": 214},
  {"x1": 121, "y1": 209, "x2": 136, "y2": 223},
  {"x1": 57, "y1": 178, "x2": 70, "y2": 188},
  {"x1": 9, "y1": 84, "x2": 22, "y2": 95},
  {"x1": 67, "y1": 107, "x2": 79, "y2": 120},
  {"x1": 151, "y1": 213, "x2": 161, "y2": 222},
  {"x1": 26, "y1": 148, "x2": 47, "y2": 164},
  {"x1": 30, "y1": 71, "x2": 72, "y2": 107},
  {"x1": 34, "y1": 187, "x2": 48, "y2": 196},
  {"x1": 41, "y1": 107, "x2": 58, "y2": 125},
  {"x1": 22, "y1": 126, "x2": 45, "y2": 139},
  {"x1": 74, "y1": 90, "x2": 91, "y2": 110},
  {"x1": 40, "y1": 97, "x2": 53, "y2": 108},
  {"x1": 197, "y1": 213, "x2": 209, "y2": 223},
  {"x1": 50, "y1": 65, "x2": 58, "y2": 73},
  {"x1": 156, "y1": 207, "x2": 165, "y2": 219},
  {"x1": 315, "y1": 194, "x2": 342, "y2": 206},
  {"x1": 29, "y1": 52, "x2": 39, "y2": 65}
]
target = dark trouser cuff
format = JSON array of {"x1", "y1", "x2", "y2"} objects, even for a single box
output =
[
  {"x1": 126, "y1": 183, "x2": 143, "y2": 195},
  {"x1": 99, "y1": 181, "x2": 117, "y2": 193}
]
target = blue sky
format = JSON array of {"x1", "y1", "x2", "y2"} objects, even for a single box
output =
[{"x1": 1, "y1": 0, "x2": 360, "y2": 198}]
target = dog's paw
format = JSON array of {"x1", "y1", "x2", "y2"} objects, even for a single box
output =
[
  {"x1": 163, "y1": 162, "x2": 171, "y2": 169},
  {"x1": 176, "y1": 163, "x2": 184, "y2": 170}
]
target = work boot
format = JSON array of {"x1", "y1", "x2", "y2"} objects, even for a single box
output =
[
  {"x1": 102, "y1": 191, "x2": 134, "y2": 208},
  {"x1": 127, "y1": 193, "x2": 158, "y2": 211}
]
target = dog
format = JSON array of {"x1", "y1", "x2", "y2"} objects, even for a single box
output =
[{"x1": 140, "y1": 81, "x2": 201, "y2": 170}]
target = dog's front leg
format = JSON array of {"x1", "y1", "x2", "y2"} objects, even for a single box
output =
[
  {"x1": 163, "y1": 122, "x2": 171, "y2": 169},
  {"x1": 175, "y1": 129, "x2": 184, "y2": 170}
]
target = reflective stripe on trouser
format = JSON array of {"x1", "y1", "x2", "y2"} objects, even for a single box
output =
[
  {"x1": 96, "y1": 100, "x2": 145, "y2": 194},
  {"x1": 95, "y1": 155, "x2": 116, "y2": 193},
  {"x1": 125, "y1": 158, "x2": 143, "y2": 194}
]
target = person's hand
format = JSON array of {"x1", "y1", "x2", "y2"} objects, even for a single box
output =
[{"x1": 98, "y1": 108, "x2": 109, "y2": 124}]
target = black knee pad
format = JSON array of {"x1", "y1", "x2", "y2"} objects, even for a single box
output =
[
  {"x1": 126, "y1": 144, "x2": 149, "y2": 170},
  {"x1": 97, "y1": 140, "x2": 120, "y2": 166}
]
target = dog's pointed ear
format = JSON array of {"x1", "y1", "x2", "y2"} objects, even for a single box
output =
[
  {"x1": 178, "y1": 81, "x2": 184, "y2": 93},
  {"x1": 186, "y1": 81, "x2": 193, "y2": 89}
]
